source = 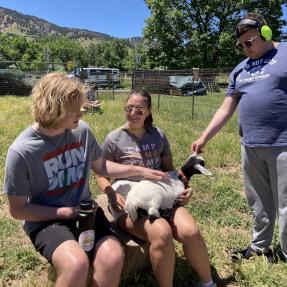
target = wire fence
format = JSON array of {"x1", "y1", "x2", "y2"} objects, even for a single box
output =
[
  {"x1": 0, "y1": 61, "x2": 231, "y2": 96},
  {"x1": 132, "y1": 68, "x2": 231, "y2": 95}
]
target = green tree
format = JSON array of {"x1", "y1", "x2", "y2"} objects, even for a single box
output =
[
  {"x1": 109, "y1": 39, "x2": 129, "y2": 69},
  {"x1": 123, "y1": 41, "x2": 147, "y2": 70},
  {"x1": 100, "y1": 39, "x2": 128, "y2": 69},
  {"x1": 93, "y1": 42, "x2": 106, "y2": 67},
  {"x1": 86, "y1": 42, "x2": 98, "y2": 66},
  {"x1": 88, "y1": 39, "x2": 129, "y2": 69},
  {"x1": 40, "y1": 36, "x2": 86, "y2": 71},
  {"x1": 144, "y1": 0, "x2": 186, "y2": 69},
  {"x1": 144, "y1": 0, "x2": 287, "y2": 68},
  {"x1": 0, "y1": 34, "x2": 42, "y2": 70}
]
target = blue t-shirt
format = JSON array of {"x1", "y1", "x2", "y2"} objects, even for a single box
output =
[{"x1": 227, "y1": 42, "x2": 287, "y2": 147}]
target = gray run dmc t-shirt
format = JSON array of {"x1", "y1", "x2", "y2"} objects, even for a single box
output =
[{"x1": 4, "y1": 120, "x2": 102, "y2": 234}]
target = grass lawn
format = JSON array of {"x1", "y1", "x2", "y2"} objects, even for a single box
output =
[{"x1": 0, "y1": 92, "x2": 286, "y2": 286}]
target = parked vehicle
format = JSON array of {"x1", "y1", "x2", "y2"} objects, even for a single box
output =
[
  {"x1": 169, "y1": 75, "x2": 207, "y2": 96},
  {"x1": 72, "y1": 67, "x2": 120, "y2": 88}
]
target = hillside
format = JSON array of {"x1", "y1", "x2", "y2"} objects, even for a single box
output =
[{"x1": 0, "y1": 6, "x2": 114, "y2": 41}]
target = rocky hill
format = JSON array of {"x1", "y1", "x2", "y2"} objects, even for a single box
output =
[{"x1": 0, "y1": 6, "x2": 114, "y2": 41}]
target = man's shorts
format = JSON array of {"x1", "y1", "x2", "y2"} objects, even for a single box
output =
[{"x1": 28, "y1": 207, "x2": 114, "y2": 263}]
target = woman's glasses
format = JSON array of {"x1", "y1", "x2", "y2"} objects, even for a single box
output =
[
  {"x1": 236, "y1": 35, "x2": 258, "y2": 49},
  {"x1": 124, "y1": 105, "x2": 145, "y2": 115}
]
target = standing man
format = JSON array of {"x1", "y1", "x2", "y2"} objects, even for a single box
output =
[{"x1": 191, "y1": 12, "x2": 287, "y2": 262}]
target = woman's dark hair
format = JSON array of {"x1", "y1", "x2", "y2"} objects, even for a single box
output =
[{"x1": 127, "y1": 89, "x2": 153, "y2": 128}]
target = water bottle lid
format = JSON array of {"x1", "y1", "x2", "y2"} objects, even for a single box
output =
[{"x1": 79, "y1": 200, "x2": 94, "y2": 212}]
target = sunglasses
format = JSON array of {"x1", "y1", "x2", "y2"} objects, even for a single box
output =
[
  {"x1": 124, "y1": 105, "x2": 145, "y2": 115},
  {"x1": 236, "y1": 35, "x2": 258, "y2": 49}
]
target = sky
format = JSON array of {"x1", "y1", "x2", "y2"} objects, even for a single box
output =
[
  {"x1": 0, "y1": 1, "x2": 286, "y2": 38},
  {"x1": 0, "y1": 0, "x2": 151, "y2": 38}
]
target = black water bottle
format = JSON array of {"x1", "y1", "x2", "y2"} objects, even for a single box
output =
[{"x1": 76, "y1": 200, "x2": 96, "y2": 259}]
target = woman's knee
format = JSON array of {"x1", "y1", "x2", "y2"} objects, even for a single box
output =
[
  {"x1": 173, "y1": 210, "x2": 202, "y2": 243},
  {"x1": 149, "y1": 220, "x2": 173, "y2": 246},
  {"x1": 178, "y1": 221, "x2": 202, "y2": 244},
  {"x1": 94, "y1": 237, "x2": 125, "y2": 270}
]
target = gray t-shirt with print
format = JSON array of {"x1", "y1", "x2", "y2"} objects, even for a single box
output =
[
  {"x1": 4, "y1": 120, "x2": 102, "y2": 234},
  {"x1": 102, "y1": 124, "x2": 172, "y2": 181}
]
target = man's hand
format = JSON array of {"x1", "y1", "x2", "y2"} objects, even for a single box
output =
[
  {"x1": 56, "y1": 206, "x2": 79, "y2": 219},
  {"x1": 191, "y1": 137, "x2": 206, "y2": 154},
  {"x1": 7, "y1": 195, "x2": 79, "y2": 221}
]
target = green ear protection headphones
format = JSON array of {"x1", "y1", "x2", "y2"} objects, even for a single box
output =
[{"x1": 236, "y1": 18, "x2": 272, "y2": 41}]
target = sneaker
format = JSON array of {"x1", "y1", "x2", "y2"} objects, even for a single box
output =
[
  {"x1": 230, "y1": 245, "x2": 274, "y2": 263},
  {"x1": 276, "y1": 249, "x2": 287, "y2": 263}
]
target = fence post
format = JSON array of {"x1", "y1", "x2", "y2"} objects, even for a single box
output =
[
  {"x1": 43, "y1": 47, "x2": 49, "y2": 73},
  {"x1": 112, "y1": 74, "x2": 115, "y2": 101},
  {"x1": 157, "y1": 68, "x2": 160, "y2": 110},
  {"x1": 191, "y1": 68, "x2": 200, "y2": 119},
  {"x1": 132, "y1": 70, "x2": 135, "y2": 90}
]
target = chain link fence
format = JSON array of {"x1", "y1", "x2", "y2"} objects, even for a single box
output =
[
  {"x1": 0, "y1": 61, "x2": 231, "y2": 96},
  {"x1": 132, "y1": 68, "x2": 231, "y2": 95}
]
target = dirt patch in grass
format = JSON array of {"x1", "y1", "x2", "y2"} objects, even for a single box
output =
[
  {"x1": 219, "y1": 226, "x2": 250, "y2": 239},
  {"x1": 5, "y1": 269, "x2": 51, "y2": 287},
  {"x1": 0, "y1": 197, "x2": 10, "y2": 218},
  {"x1": 215, "y1": 165, "x2": 241, "y2": 176}
]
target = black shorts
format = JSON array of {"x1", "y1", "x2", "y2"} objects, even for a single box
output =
[{"x1": 28, "y1": 207, "x2": 114, "y2": 263}]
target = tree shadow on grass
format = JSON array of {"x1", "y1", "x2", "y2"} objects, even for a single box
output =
[
  {"x1": 48, "y1": 266, "x2": 56, "y2": 284},
  {"x1": 210, "y1": 264, "x2": 237, "y2": 287},
  {"x1": 120, "y1": 256, "x2": 237, "y2": 287},
  {"x1": 174, "y1": 257, "x2": 237, "y2": 287},
  {"x1": 119, "y1": 256, "x2": 197, "y2": 287},
  {"x1": 48, "y1": 255, "x2": 237, "y2": 287}
]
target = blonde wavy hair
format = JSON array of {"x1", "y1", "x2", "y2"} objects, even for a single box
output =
[{"x1": 32, "y1": 72, "x2": 88, "y2": 128}]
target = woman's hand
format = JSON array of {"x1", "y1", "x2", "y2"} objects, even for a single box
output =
[
  {"x1": 176, "y1": 187, "x2": 193, "y2": 205},
  {"x1": 84, "y1": 100, "x2": 101, "y2": 108},
  {"x1": 139, "y1": 166, "x2": 168, "y2": 180},
  {"x1": 105, "y1": 186, "x2": 125, "y2": 212},
  {"x1": 114, "y1": 193, "x2": 126, "y2": 212}
]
